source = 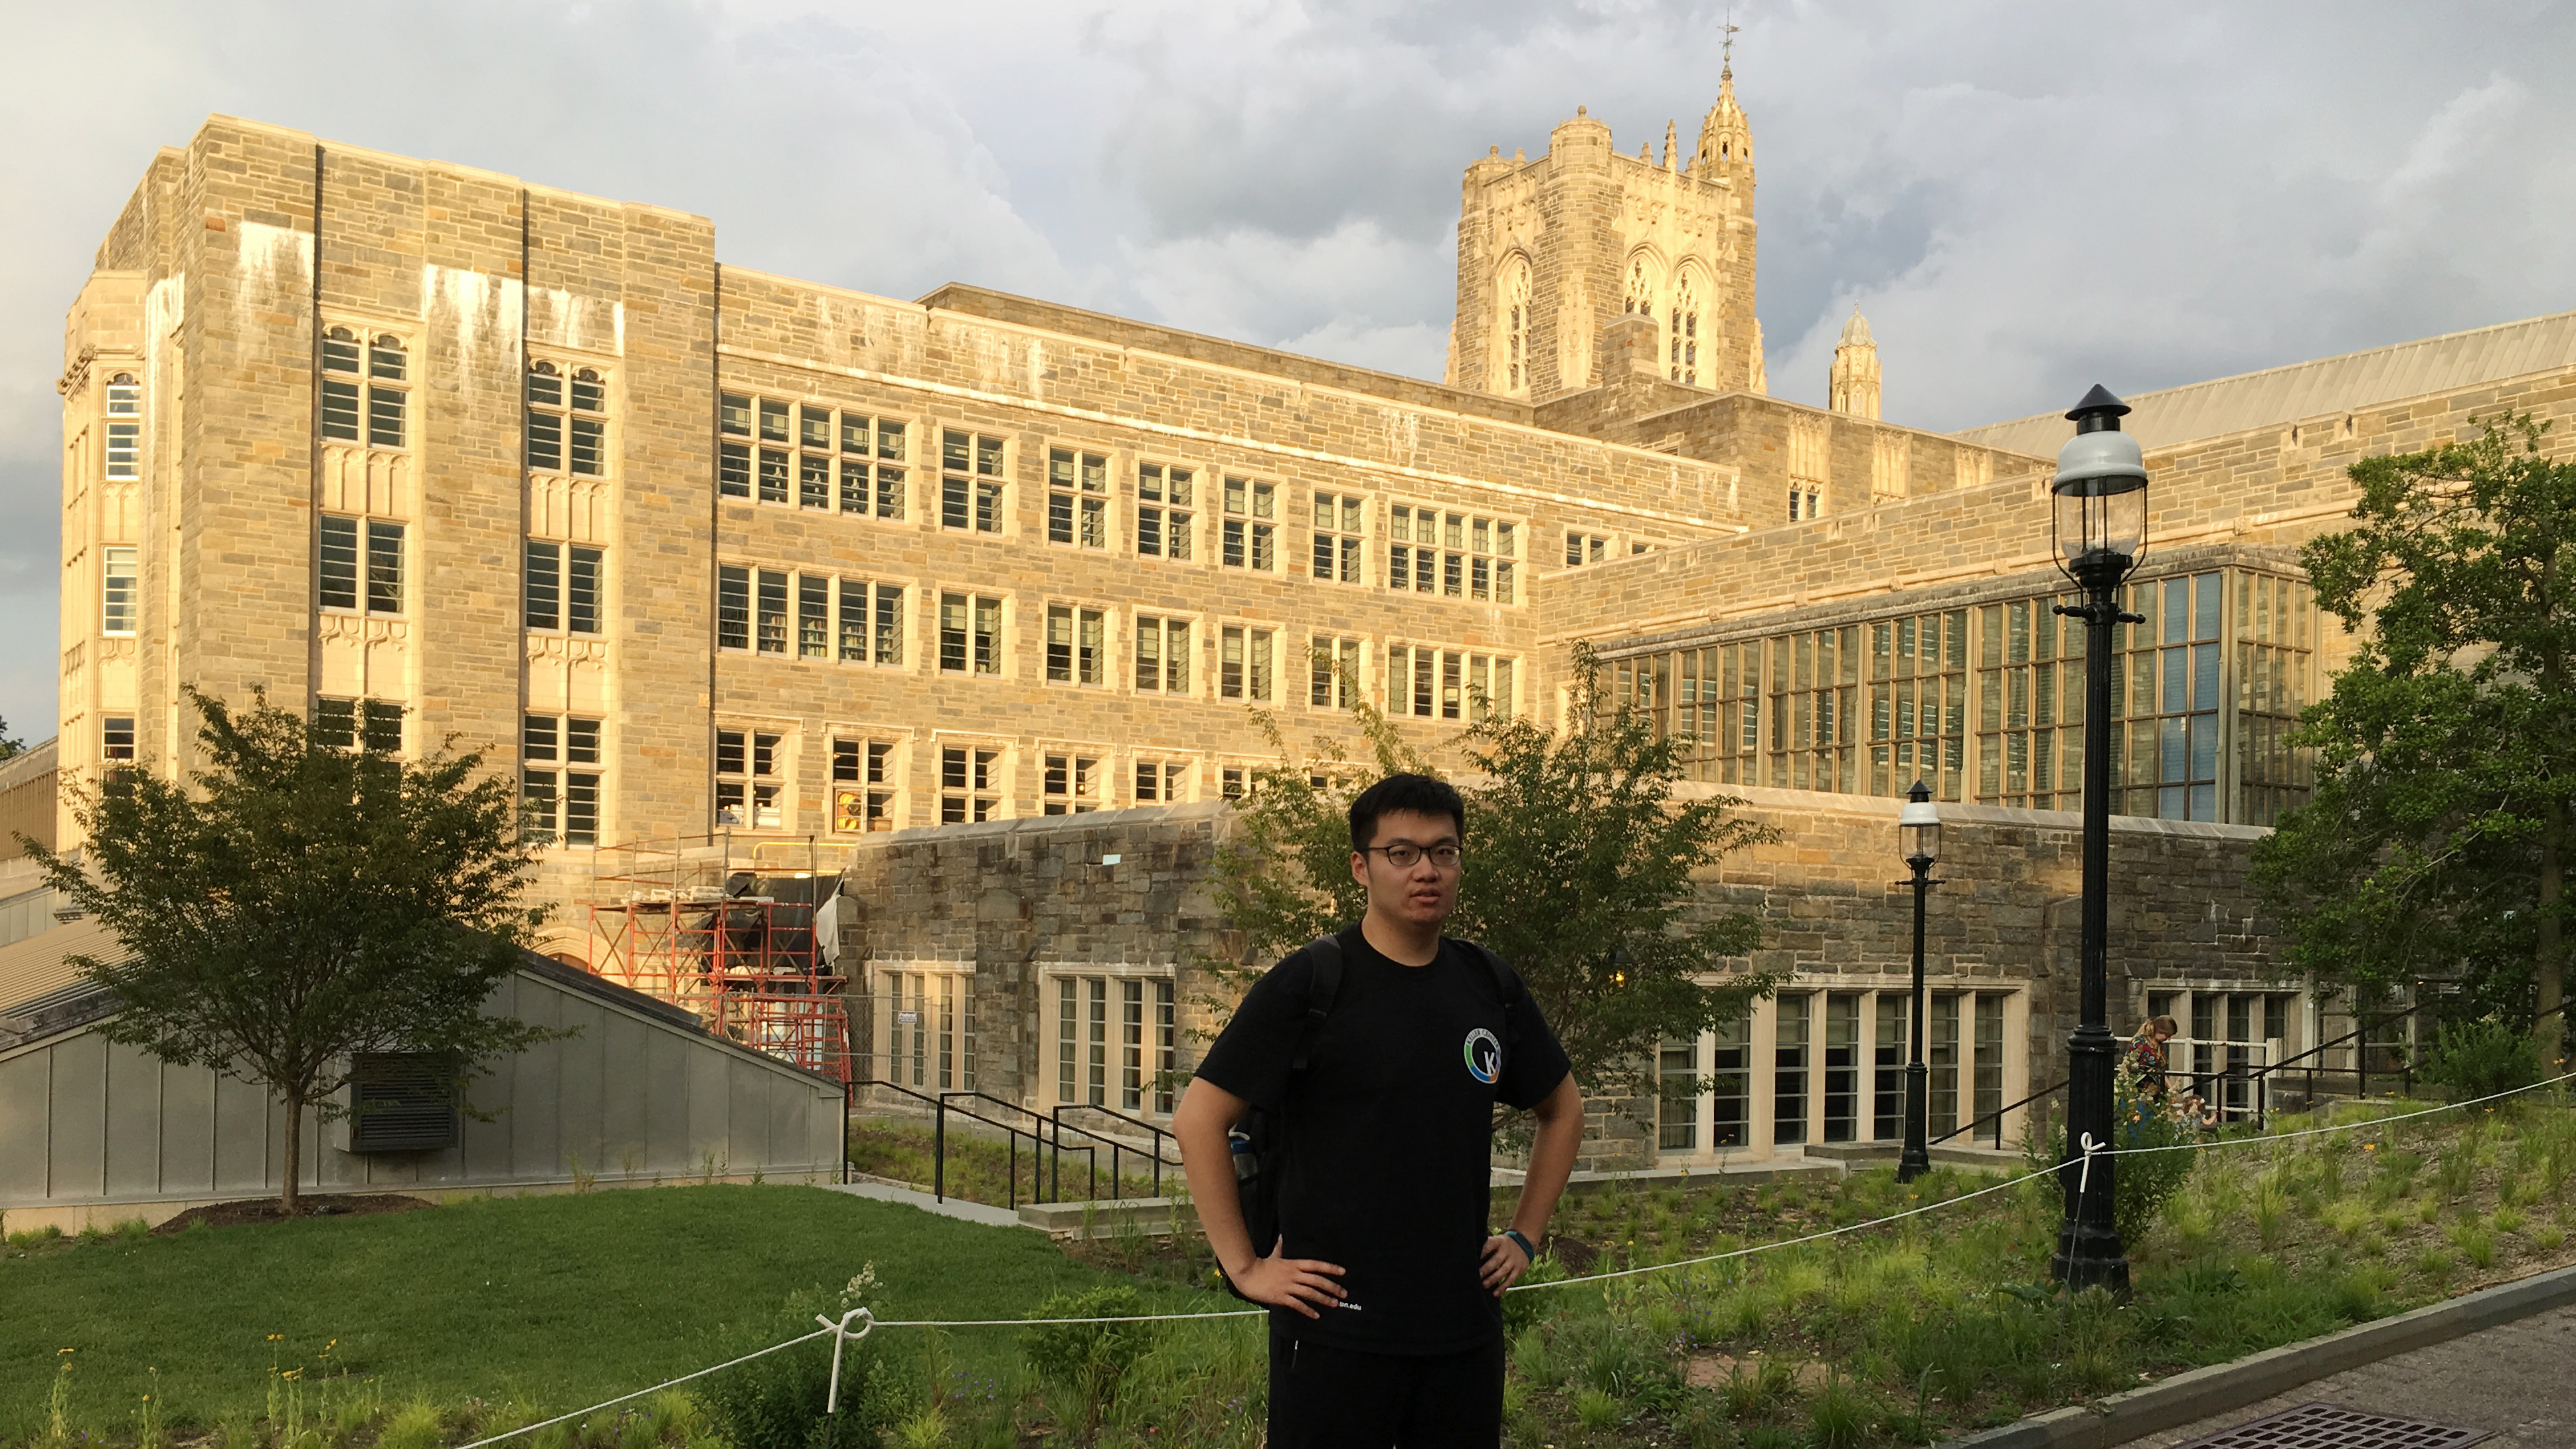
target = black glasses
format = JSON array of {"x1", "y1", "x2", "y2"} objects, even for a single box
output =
[{"x1": 1361, "y1": 843, "x2": 1462, "y2": 869}]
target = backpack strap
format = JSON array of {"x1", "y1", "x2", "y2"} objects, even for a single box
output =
[
  {"x1": 1460, "y1": 940, "x2": 1520, "y2": 1045},
  {"x1": 1288, "y1": 934, "x2": 1344, "y2": 1074}
]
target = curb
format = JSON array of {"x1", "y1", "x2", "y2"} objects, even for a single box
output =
[{"x1": 1941, "y1": 1260, "x2": 2576, "y2": 1448}]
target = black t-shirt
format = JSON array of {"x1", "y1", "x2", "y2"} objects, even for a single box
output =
[{"x1": 1193, "y1": 926, "x2": 1573, "y2": 1355}]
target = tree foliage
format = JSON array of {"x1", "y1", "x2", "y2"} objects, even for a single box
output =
[
  {"x1": 1212, "y1": 645, "x2": 1775, "y2": 1102},
  {"x1": 22, "y1": 689, "x2": 557, "y2": 1210},
  {"x1": 2251, "y1": 415, "x2": 2576, "y2": 1059}
]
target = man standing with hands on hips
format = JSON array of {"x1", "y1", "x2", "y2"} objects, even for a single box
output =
[{"x1": 1176, "y1": 774, "x2": 1585, "y2": 1448}]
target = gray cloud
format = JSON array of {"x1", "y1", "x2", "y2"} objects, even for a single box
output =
[{"x1": 1, "y1": 0, "x2": 2570, "y2": 739}]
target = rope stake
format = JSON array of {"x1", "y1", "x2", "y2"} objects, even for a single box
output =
[{"x1": 813, "y1": 1308, "x2": 875, "y2": 1414}]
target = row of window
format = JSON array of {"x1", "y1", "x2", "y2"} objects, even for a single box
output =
[
  {"x1": 1658, "y1": 989, "x2": 2012, "y2": 1154},
  {"x1": 863, "y1": 966, "x2": 1181, "y2": 1120},
  {"x1": 1607, "y1": 569, "x2": 2320, "y2": 826}
]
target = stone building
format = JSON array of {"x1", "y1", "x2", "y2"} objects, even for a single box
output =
[{"x1": 45, "y1": 69, "x2": 2576, "y2": 1169}]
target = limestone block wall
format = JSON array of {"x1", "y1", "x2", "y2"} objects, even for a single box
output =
[{"x1": 833, "y1": 786, "x2": 2284, "y2": 1171}]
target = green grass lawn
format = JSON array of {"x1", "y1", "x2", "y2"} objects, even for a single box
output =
[{"x1": 0, "y1": 1185, "x2": 1223, "y2": 1442}]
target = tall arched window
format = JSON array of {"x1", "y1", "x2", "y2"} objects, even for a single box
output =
[
  {"x1": 1497, "y1": 258, "x2": 1533, "y2": 394},
  {"x1": 1623, "y1": 257, "x2": 1656, "y2": 319},
  {"x1": 1670, "y1": 272, "x2": 1702, "y2": 385}
]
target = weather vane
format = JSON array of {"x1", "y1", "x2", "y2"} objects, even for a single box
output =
[{"x1": 1721, "y1": 9, "x2": 1739, "y2": 69}]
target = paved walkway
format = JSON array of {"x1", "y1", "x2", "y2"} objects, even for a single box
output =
[
  {"x1": 2120, "y1": 1303, "x2": 2576, "y2": 1447},
  {"x1": 821, "y1": 1178, "x2": 1029, "y2": 1229}
]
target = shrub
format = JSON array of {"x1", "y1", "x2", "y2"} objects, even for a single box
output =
[
  {"x1": 2418, "y1": 1017, "x2": 2543, "y2": 1102},
  {"x1": 1501, "y1": 1254, "x2": 1566, "y2": 1337},
  {"x1": 1017, "y1": 1286, "x2": 1159, "y2": 1438},
  {"x1": 694, "y1": 1294, "x2": 896, "y2": 1449},
  {"x1": 1806, "y1": 1371, "x2": 1868, "y2": 1449},
  {"x1": 1573, "y1": 1388, "x2": 1623, "y2": 1430},
  {"x1": 2036, "y1": 1060, "x2": 2200, "y2": 1250}
]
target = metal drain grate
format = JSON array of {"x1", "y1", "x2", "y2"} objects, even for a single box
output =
[{"x1": 2169, "y1": 1401, "x2": 2492, "y2": 1449}]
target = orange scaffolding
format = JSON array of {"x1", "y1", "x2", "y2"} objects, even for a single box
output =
[{"x1": 582, "y1": 831, "x2": 853, "y2": 1082}]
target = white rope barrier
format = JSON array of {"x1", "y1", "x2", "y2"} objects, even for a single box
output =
[{"x1": 447, "y1": 1071, "x2": 2574, "y2": 1446}]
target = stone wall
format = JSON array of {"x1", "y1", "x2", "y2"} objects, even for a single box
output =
[{"x1": 833, "y1": 787, "x2": 2286, "y2": 1171}]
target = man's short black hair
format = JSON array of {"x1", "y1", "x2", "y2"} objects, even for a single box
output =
[{"x1": 1349, "y1": 773, "x2": 1466, "y2": 852}]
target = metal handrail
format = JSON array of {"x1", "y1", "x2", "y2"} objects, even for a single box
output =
[
  {"x1": 1051, "y1": 1101, "x2": 1183, "y2": 1198},
  {"x1": 857, "y1": 1080, "x2": 1092, "y2": 1209},
  {"x1": 1931, "y1": 1077, "x2": 2067, "y2": 1148}
]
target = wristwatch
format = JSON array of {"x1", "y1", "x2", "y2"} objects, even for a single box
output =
[{"x1": 1502, "y1": 1228, "x2": 1536, "y2": 1262}]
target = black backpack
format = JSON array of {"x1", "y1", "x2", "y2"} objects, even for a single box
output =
[{"x1": 1221, "y1": 931, "x2": 1519, "y2": 1304}]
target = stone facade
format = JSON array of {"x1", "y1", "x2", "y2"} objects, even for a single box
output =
[{"x1": 46, "y1": 88, "x2": 2576, "y2": 1163}]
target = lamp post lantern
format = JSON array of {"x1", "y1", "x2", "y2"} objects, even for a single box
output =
[
  {"x1": 1896, "y1": 778, "x2": 1942, "y2": 1183},
  {"x1": 2048, "y1": 383, "x2": 2150, "y2": 1293}
]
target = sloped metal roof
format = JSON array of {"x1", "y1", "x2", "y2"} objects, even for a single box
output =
[{"x1": 1954, "y1": 308, "x2": 2576, "y2": 457}]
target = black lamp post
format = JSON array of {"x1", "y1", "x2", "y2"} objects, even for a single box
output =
[
  {"x1": 2047, "y1": 384, "x2": 2150, "y2": 1293},
  {"x1": 1896, "y1": 779, "x2": 1941, "y2": 1183}
]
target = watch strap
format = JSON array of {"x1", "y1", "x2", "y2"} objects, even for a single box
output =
[{"x1": 1502, "y1": 1227, "x2": 1536, "y2": 1262}]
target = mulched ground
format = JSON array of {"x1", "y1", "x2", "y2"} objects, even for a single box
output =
[{"x1": 151, "y1": 1193, "x2": 435, "y2": 1233}]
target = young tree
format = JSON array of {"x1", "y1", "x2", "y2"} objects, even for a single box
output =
[
  {"x1": 1213, "y1": 645, "x2": 1774, "y2": 1103},
  {"x1": 23, "y1": 690, "x2": 556, "y2": 1212},
  {"x1": 2252, "y1": 415, "x2": 2576, "y2": 1066}
]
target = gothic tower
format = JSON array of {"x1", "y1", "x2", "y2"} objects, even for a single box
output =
[
  {"x1": 1829, "y1": 307, "x2": 1881, "y2": 419},
  {"x1": 1449, "y1": 65, "x2": 1759, "y2": 403}
]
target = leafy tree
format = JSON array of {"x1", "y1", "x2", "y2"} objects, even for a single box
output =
[
  {"x1": 21, "y1": 689, "x2": 556, "y2": 1212},
  {"x1": 1212, "y1": 645, "x2": 1774, "y2": 1104},
  {"x1": 0, "y1": 716, "x2": 23, "y2": 762},
  {"x1": 2252, "y1": 415, "x2": 2576, "y2": 1068}
]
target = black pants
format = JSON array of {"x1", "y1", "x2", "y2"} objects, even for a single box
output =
[{"x1": 1267, "y1": 1323, "x2": 1505, "y2": 1448}]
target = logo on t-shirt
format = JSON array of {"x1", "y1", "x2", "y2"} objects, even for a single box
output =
[{"x1": 1462, "y1": 1026, "x2": 1502, "y2": 1085}]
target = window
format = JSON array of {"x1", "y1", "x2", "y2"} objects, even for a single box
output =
[
  {"x1": 938, "y1": 593, "x2": 1003, "y2": 675},
  {"x1": 2118, "y1": 572, "x2": 2225, "y2": 822},
  {"x1": 1565, "y1": 531, "x2": 1610, "y2": 566},
  {"x1": 2235, "y1": 572, "x2": 2316, "y2": 826},
  {"x1": 715, "y1": 728, "x2": 784, "y2": 829},
  {"x1": 940, "y1": 430, "x2": 1005, "y2": 533},
  {"x1": 1310, "y1": 491, "x2": 1365, "y2": 583},
  {"x1": 841, "y1": 413, "x2": 909, "y2": 519},
  {"x1": 939, "y1": 744, "x2": 1001, "y2": 822},
  {"x1": 1498, "y1": 258, "x2": 1531, "y2": 394},
  {"x1": 832, "y1": 737, "x2": 899, "y2": 833},
  {"x1": 1822, "y1": 993, "x2": 1861, "y2": 1143},
  {"x1": 1388, "y1": 505, "x2": 1515, "y2": 602},
  {"x1": 1788, "y1": 485, "x2": 1823, "y2": 522},
  {"x1": 760, "y1": 397, "x2": 789, "y2": 443},
  {"x1": 1134, "y1": 615, "x2": 1191, "y2": 694},
  {"x1": 1976, "y1": 594, "x2": 2084, "y2": 812},
  {"x1": 1221, "y1": 477, "x2": 1276, "y2": 570},
  {"x1": 1658, "y1": 1038, "x2": 1699, "y2": 1151},
  {"x1": 1137, "y1": 462, "x2": 1194, "y2": 560},
  {"x1": 522, "y1": 713, "x2": 602, "y2": 847},
  {"x1": 1869, "y1": 610, "x2": 1969, "y2": 800},
  {"x1": 1308, "y1": 635, "x2": 1362, "y2": 709},
  {"x1": 1670, "y1": 273, "x2": 1701, "y2": 385},
  {"x1": 1788, "y1": 414, "x2": 1828, "y2": 521},
  {"x1": 1707, "y1": 1015, "x2": 1751, "y2": 1148},
  {"x1": 1973, "y1": 993, "x2": 2006, "y2": 1139},
  {"x1": 1873, "y1": 994, "x2": 1907, "y2": 1140},
  {"x1": 323, "y1": 329, "x2": 406, "y2": 449},
  {"x1": 1773, "y1": 992, "x2": 1810, "y2": 1146},
  {"x1": 721, "y1": 440, "x2": 751, "y2": 497},
  {"x1": 1768, "y1": 626, "x2": 1861, "y2": 795},
  {"x1": 315, "y1": 697, "x2": 404, "y2": 754},
  {"x1": 1133, "y1": 758, "x2": 1188, "y2": 803},
  {"x1": 1388, "y1": 645, "x2": 1513, "y2": 721},
  {"x1": 1048, "y1": 448, "x2": 1108, "y2": 547},
  {"x1": 1219, "y1": 626, "x2": 1274, "y2": 702},
  {"x1": 721, "y1": 392, "x2": 752, "y2": 437},
  {"x1": 523, "y1": 542, "x2": 603, "y2": 634},
  {"x1": 1928, "y1": 993, "x2": 1960, "y2": 1136},
  {"x1": 523, "y1": 361, "x2": 604, "y2": 475},
  {"x1": 758, "y1": 444, "x2": 790, "y2": 504},
  {"x1": 319, "y1": 516, "x2": 402, "y2": 614},
  {"x1": 1046, "y1": 604, "x2": 1107, "y2": 686},
  {"x1": 1054, "y1": 974, "x2": 1177, "y2": 1114},
  {"x1": 1043, "y1": 752, "x2": 1102, "y2": 814},
  {"x1": 101, "y1": 546, "x2": 137, "y2": 635},
  {"x1": 1221, "y1": 767, "x2": 1250, "y2": 802},
  {"x1": 1614, "y1": 643, "x2": 1762, "y2": 785},
  {"x1": 101, "y1": 715, "x2": 135, "y2": 762},
  {"x1": 796, "y1": 574, "x2": 831, "y2": 659},
  {"x1": 104, "y1": 375, "x2": 140, "y2": 479},
  {"x1": 878, "y1": 966, "x2": 976, "y2": 1092},
  {"x1": 838, "y1": 578, "x2": 904, "y2": 666},
  {"x1": 750, "y1": 569, "x2": 788, "y2": 655},
  {"x1": 717, "y1": 565, "x2": 750, "y2": 651}
]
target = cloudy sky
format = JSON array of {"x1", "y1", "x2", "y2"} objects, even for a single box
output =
[{"x1": 2, "y1": 0, "x2": 2571, "y2": 743}]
